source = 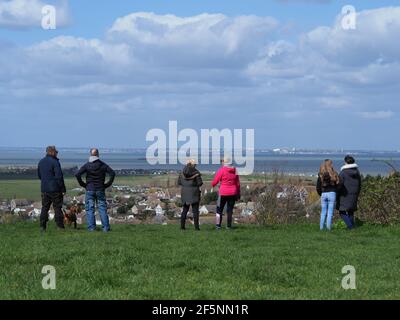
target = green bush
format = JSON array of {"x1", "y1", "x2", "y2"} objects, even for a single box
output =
[
  {"x1": 358, "y1": 173, "x2": 400, "y2": 225},
  {"x1": 201, "y1": 191, "x2": 218, "y2": 205}
]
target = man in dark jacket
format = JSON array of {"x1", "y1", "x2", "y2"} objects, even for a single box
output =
[
  {"x1": 75, "y1": 148, "x2": 115, "y2": 232},
  {"x1": 38, "y1": 146, "x2": 66, "y2": 231},
  {"x1": 338, "y1": 155, "x2": 362, "y2": 229},
  {"x1": 177, "y1": 160, "x2": 203, "y2": 231}
]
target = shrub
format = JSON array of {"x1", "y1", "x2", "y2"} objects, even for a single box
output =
[
  {"x1": 358, "y1": 173, "x2": 400, "y2": 225},
  {"x1": 201, "y1": 191, "x2": 218, "y2": 205},
  {"x1": 254, "y1": 176, "x2": 309, "y2": 225},
  {"x1": 0, "y1": 214, "x2": 23, "y2": 224}
]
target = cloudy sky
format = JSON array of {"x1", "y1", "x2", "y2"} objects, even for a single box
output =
[{"x1": 0, "y1": 0, "x2": 399, "y2": 150}]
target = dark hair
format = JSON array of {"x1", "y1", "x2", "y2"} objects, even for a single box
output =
[
  {"x1": 90, "y1": 148, "x2": 99, "y2": 157},
  {"x1": 46, "y1": 146, "x2": 57, "y2": 155},
  {"x1": 345, "y1": 155, "x2": 355, "y2": 164}
]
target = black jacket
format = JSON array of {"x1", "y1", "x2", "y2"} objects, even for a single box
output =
[
  {"x1": 75, "y1": 159, "x2": 116, "y2": 192},
  {"x1": 337, "y1": 164, "x2": 362, "y2": 212},
  {"x1": 38, "y1": 155, "x2": 66, "y2": 193},
  {"x1": 316, "y1": 173, "x2": 340, "y2": 196},
  {"x1": 178, "y1": 167, "x2": 203, "y2": 205}
]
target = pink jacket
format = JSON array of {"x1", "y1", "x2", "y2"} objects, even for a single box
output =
[{"x1": 212, "y1": 166, "x2": 241, "y2": 196}]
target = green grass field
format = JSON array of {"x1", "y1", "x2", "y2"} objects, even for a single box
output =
[
  {"x1": 1, "y1": 223, "x2": 399, "y2": 300},
  {"x1": 0, "y1": 176, "x2": 172, "y2": 201},
  {"x1": 0, "y1": 174, "x2": 268, "y2": 201}
]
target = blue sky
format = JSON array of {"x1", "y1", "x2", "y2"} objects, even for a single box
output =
[{"x1": 0, "y1": 0, "x2": 399, "y2": 149}]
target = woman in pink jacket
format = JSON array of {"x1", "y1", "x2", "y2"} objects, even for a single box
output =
[{"x1": 212, "y1": 157, "x2": 241, "y2": 230}]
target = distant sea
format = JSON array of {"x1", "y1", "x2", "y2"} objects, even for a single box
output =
[{"x1": 0, "y1": 148, "x2": 399, "y2": 176}]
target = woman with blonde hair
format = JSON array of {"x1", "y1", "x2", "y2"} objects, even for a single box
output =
[
  {"x1": 316, "y1": 159, "x2": 341, "y2": 231},
  {"x1": 212, "y1": 157, "x2": 241, "y2": 230}
]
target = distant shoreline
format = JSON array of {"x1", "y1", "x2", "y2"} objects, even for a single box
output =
[{"x1": 0, "y1": 148, "x2": 398, "y2": 176}]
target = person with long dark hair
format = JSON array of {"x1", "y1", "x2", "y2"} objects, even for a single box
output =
[{"x1": 316, "y1": 159, "x2": 341, "y2": 231}]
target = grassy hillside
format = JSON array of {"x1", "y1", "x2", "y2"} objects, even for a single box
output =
[{"x1": 0, "y1": 223, "x2": 399, "y2": 300}]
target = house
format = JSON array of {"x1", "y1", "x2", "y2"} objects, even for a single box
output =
[
  {"x1": 204, "y1": 205, "x2": 217, "y2": 214},
  {"x1": 277, "y1": 186, "x2": 308, "y2": 204},
  {"x1": 155, "y1": 204, "x2": 164, "y2": 216},
  {"x1": 11, "y1": 199, "x2": 32, "y2": 211},
  {"x1": 13, "y1": 208, "x2": 27, "y2": 215},
  {"x1": 32, "y1": 202, "x2": 42, "y2": 209},
  {"x1": 156, "y1": 191, "x2": 167, "y2": 199},
  {"x1": 131, "y1": 205, "x2": 139, "y2": 215},
  {"x1": 29, "y1": 208, "x2": 41, "y2": 219},
  {"x1": 241, "y1": 202, "x2": 255, "y2": 217},
  {"x1": 199, "y1": 206, "x2": 209, "y2": 215},
  {"x1": 241, "y1": 207, "x2": 253, "y2": 217},
  {"x1": 0, "y1": 204, "x2": 10, "y2": 213}
]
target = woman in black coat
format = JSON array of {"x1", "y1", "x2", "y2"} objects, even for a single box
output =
[
  {"x1": 177, "y1": 160, "x2": 203, "y2": 230},
  {"x1": 337, "y1": 155, "x2": 361, "y2": 229}
]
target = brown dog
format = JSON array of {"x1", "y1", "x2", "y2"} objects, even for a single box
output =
[{"x1": 64, "y1": 206, "x2": 79, "y2": 229}]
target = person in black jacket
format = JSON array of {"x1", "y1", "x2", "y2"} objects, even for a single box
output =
[
  {"x1": 177, "y1": 160, "x2": 203, "y2": 231},
  {"x1": 38, "y1": 146, "x2": 66, "y2": 231},
  {"x1": 316, "y1": 159, "x2": 341, "y2": 231},
  {"x1": 75, "y1": 148, "x2": 115, "y2": 232},
  {"x1": 337, "y1": 155, "x2": 361, "y2": 229}
]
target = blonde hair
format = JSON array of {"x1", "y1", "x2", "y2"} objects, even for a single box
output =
[{"x1": 223, "y1": 157, "x2": 232, "y2": 165}]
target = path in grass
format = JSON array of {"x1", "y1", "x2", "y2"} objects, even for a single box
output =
[{"x1": 0, "y1": 223, "x2": 399, "y2": 299}]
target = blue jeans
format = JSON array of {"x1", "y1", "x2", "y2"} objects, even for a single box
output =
[
  {"x1": 320, "y1": 192, "x2": 336, "y2": 230},
  {"x1": 85, "y1": 191, "x2": 110, "y2": 232},
  {"x1": 340, "y1": 211, "x2": 355, "y2": 230}
]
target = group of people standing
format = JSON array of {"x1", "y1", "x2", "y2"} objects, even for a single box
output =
[
  {"x1": 178, "y1": 157, "x2": 241, "y2": 231},
  {"x1": 38, "y1": 146, "x2": 115, "y2": 232},
  {"x1": 316, "y1": 155, "x2": 362, "y2": 231},
  {"x1": 37, "y1": 146, "x2": 361, "y2": 232},
  {"x1": 37, "y1": 145, "x2": 242, "y2": 232}
]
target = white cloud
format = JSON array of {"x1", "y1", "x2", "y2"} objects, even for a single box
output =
[
  {"x1": 1, "y1": 8, "x2": 400, "y2": 148},
  {"x1": 302, "y1": 7, "x2": 400, "y2": 67},
  {"x1": 0, "y1": 0, "x2": 70, "y2": 29},
  {"x1": 107, "y1": 12, "x2": 279, "y2": 68},
  {"x1": 358, "y1": 111, "x2": 394, "y2": 120}
]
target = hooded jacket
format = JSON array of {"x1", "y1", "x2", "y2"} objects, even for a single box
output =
[
  {"x1": 178, "y1": 165, "x2": 203, "y2": 205},
  {"x1": 38, "y1": 155, "x2": 66, "y2": 193},
  {"x1": 75, "y1": 157, "x2": 116, "y2": 192},
  {"x1": 337, "y1": 164, "x2": 362, "y2": 212},
  {"x1": 212, "y1": 166, "x2": 241, "y2": 196}
]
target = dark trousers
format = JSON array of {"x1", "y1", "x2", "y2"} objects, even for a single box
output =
[
  {"x1": 181, "y1": 202, "x2": 200, "y2": 230},
  {"x1": 217, "y1": 195, "x2": 236, "y2": 228},
  {"x1": 340, "y1": 211, "x2": 355, "y2": 229},
  {"x1": 40, "y1": 192, "x2": 65, "y2": 229}
]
